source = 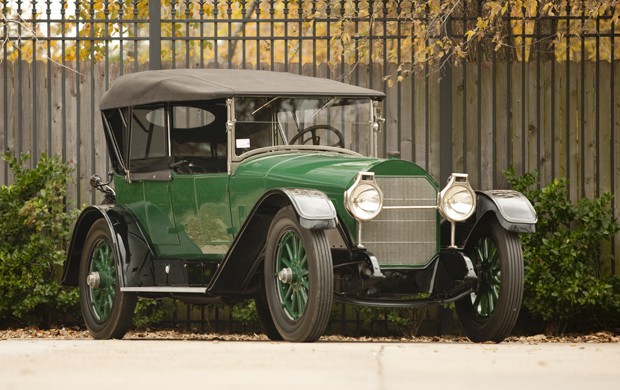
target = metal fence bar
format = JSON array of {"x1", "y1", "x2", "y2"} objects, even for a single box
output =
[{"x1": 149, "y1": 0, "x2": 161, "y2": 70}]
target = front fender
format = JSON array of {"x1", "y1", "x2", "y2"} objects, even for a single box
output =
[
  {"x1": 441, "y1": 190, "x2": 536, "y2": 248},
  {"x1": 208, "y1": 188, "x2": 338, "y2": 295},
  {"x1": 476, "y1": 190, "x2": 537, "y2": 233},
  {"x1": 280, "y1": 188, "x2": 337, "y2": 229}
]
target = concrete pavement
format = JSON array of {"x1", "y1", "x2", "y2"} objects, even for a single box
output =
[{"x1": 1, "y1": 339, "x2": 618, "y2": 389}]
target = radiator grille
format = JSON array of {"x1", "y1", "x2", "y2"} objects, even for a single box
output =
[{"x1": 361, "y1": 176, "x2": 438, "y2": 267}]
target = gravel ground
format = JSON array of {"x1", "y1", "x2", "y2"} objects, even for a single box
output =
[{"x1": 1, "y1": 326, "x2": 619, "y2": 343}]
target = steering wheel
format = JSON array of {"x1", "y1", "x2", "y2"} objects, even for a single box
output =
[
  {"x1": 288, "y1": 124, "x2": 345, "y2": 148},
  {"x1": 169, "y1": 159, "x2": 208, "y2": 174}
]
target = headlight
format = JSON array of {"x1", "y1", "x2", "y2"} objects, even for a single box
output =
[
  {"x1": 438, "y1": 173, "x2": 476, "y2": 222},
  {"x1": 345, "y1": 172, "x2": 383, "y2": 221}
]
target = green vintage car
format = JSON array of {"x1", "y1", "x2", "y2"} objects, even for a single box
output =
[{"x1": 62, "y1": 69, "x2": 536, "y2": 342}]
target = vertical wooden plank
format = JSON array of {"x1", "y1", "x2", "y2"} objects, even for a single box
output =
[
  {"x1": 355, "y1": 63, "x2": 370, "y2": 156},
  {"x1": 479, "y1": 61, "x2": 494, "y2": 190},
  {"x1": 427, "y1": 66, "x2": 440, "y2": 181},
  {"x1": 526, "y1": 61, "x2": 537, "y2": 175},
  {"x1": 597, "y1": 61, "x2": 612, "y2": 194},
  {"x1": 372, "y1": 62, "x2": 386, "y2": 157},
  {"x1": 93, "y1": 63, "x2": 108, "y2": 204},
  {"x1": 568, "y1": 61, "x2": 581, "y2": 203},
  {"x1": 413, "y1": 68, "x2": 427, "y2": 169},
  {"x1": 465, "y1": 62, "x2": 480, "y2": 188},
  {"x1": 21, "y1": 61, "x2": 33, "y2": 162},
  {"x1": 65, "y1": 63, "x2": 79, "y2": 207},
  {"x1": 539, "y1": 61, "x2": 553, "y2": 187},
  {"x1": 399, "y1": 64, "x2": 413, "y2": 162},
  {"x1": 50, "y1": 62, "x2": 64, "y2": 161},
  {"x1": 555, "y1": 61, "x2": 567, "y2": 179},
  {"x1": 509, "y1": 62, "x2": 523, "y2": 175},
  {"x1": 494, "y1": 61, "x2": 509, "y2": 186},
  {"x1": 6, "y1": 62, "x2": 17, "y2": 160},
  {"x1": 385, "y1": 62, "x2": 399, "y2": 154},
  {"x1": 597, "y1": 60, "x2": 614, "y2": 275},
  {"x1": 0, "y1": 61, "x2": 12, "y2": 184},
  {"x1": 582, "y1": 61, "x2": 597, "y2": 198},
  {"x1": 35, "y1": 61, "x2": 49, "y2": 159},
  {"x1": 80, "y1": 63, "x2": 96, "y2": 205},
  {"x1": 451, "y1": 63, "x2": 465, "y2": 173}
]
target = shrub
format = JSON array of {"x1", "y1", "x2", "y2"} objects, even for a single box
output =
[
  {"x1": 132, "y1": 299, "x2": 177, "y2": 329},
  {"x1": 505, "y1": 168, "x2": 620, "y2": 334},
  {"x1": 0, "y1": 152, "x2": 80, "y2": 327}
]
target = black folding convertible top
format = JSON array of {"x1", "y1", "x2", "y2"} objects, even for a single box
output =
[{"x1": 99, "y1": 68, "x2": 386, "y2": 110}]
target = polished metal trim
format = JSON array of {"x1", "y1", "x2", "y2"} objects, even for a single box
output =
[
  {"x1": 120, "y1": 287, "x2": 207, "y2": 294},
  {"x1": 382, "y1": 205, "x2": 438, "y2": 210}
]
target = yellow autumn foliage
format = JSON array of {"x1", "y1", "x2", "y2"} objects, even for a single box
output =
[{"x1": 0, "y1": 0, "x2": 618, "y2": 68}]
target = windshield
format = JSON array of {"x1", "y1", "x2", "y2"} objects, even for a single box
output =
[{"x1": 233, "y1": 96, "x2": 373, "y2": 156}]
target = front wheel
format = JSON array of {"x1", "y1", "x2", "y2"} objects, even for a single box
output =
[
  {"x1": 79, "y1": 219, "x2": 137, "y2": 339},
  {"x1": 263, "y1": 207, "x2": 334, "y2": 342},
  {"x1": 455, "y1": 215, "x2": 524, "y2": 343}
]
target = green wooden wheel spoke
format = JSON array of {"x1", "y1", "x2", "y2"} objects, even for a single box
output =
[
  {"x1": 470, "y1": 236, "x2": 501, "y2": 321},
  {"x1": 88, "y1": 240, "x2": 116, "y2": 321},
  {"x1": 275, "y1": 229, "x2": 311, "y2": 320}
]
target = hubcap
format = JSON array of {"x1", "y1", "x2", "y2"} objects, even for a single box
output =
[
  {"x1": 278, "y1": 267, "x2": 294, "y2": 284},
  {"x1": 275, "y1": 230, "x2": 309, "y2": 320},
  {"x1": 469, "y1": 236, "x2": 501, "y2": 320},
  {"x1": 88, "y1": 240, "x2": 116, "y2": 321},
  {"x1": 86, "y1": 272, "x2": 100, "y2": 288}
]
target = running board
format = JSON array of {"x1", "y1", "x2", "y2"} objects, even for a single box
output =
[{"x1": 121, "y1": 287, "x2": 208, "y2": 294}]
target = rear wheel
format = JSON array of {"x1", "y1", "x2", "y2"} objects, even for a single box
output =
[
  {"x1": 263, "y1": 207, "x2": 333, "y2": 342},
  {"x1": 455, "y1": 215, "x2": 524, "y2": 343},
  {"x1": 79, "y1": 219, "x2": 136, "y2": 339}
]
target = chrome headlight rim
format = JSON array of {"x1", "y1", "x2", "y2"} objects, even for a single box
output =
[
  {"x1": 344, "y1": 172, "x2": 384, "y2": 221},
  {"x1": 438, "y1": 173, "x2": 476, "y2": 222}
]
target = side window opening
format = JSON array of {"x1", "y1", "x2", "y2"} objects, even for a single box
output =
[
  {"x1": 170, "y1": 100, "x2": 228, "y2": 173},
  {"x1": 129, "y1": 103, "x2": 170, "y2": 173},
  {"x1": 102, "y1": 107, "x2": 129, "y2": 175}
]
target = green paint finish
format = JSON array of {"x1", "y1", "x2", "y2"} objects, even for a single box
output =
[
  {"x1": 113, "y1": 174, "x2": 202, "y2": 258},
  {"x1": 171, "y1": 173, "x2": 233, "y2": 259},
  {"x1": 231, "y1": 152, "x2": 436, "y2": 243},
  {"x1": 112, "y1": 153, "x2": 438, "y2": 262},
  {"x1": 88, "y1": 239, "x2": 116, "y2": 321},
  {"x1": 275, "y1": 230, "x2": 309, "y2": 320}
]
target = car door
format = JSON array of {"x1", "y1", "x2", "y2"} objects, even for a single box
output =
[{"x1": 168, "y1": 102, "x2": 234, "y2": 262}]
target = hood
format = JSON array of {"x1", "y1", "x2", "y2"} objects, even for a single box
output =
[{"x1": 233, "y1": 151, "x2": 431, "y2": 193}]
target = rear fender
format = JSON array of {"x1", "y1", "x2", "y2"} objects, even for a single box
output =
[
  {"x1": 208, "y1": 188, "x2": 338, "y2": 295},
  {"x1": 62, "y1": 206, "x2": 155, "y2": 288}
]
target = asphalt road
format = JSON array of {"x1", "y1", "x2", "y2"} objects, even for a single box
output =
[{"x1": 1, "y1": 339, "x2": 619, "y2": 389}]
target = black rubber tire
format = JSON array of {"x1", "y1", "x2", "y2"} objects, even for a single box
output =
[
  {"x1": 289, "y1": 124, "x2": 345, "y2": 148},
  {"x1": 255, "y1": 267, "x2": 284, "y2": 341},
  {"x1": 263, "y1": 206, "x2": 334, "y2": 342},
  {"x1": 79, "y1": 219, "x2": 137, "y2": 340},
  {"x1": 455, "y1": 215, "x2": 524, "y2": 343}
]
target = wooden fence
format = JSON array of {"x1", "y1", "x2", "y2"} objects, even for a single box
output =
[{"x1": 1, "y1": 57, "x2": 618, "y2": 272}]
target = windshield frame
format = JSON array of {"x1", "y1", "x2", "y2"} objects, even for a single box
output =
[{"x1": 227, "y1": 95, "x2": 378, "y2": 171}]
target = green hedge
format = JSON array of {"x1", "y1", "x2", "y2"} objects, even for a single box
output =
[
  {"x1": 505, "y1": 168, "x2": 620, "y2": 334},
  {"x1": 0, "y1": 153, "x2": 79, "y2": 327}
]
